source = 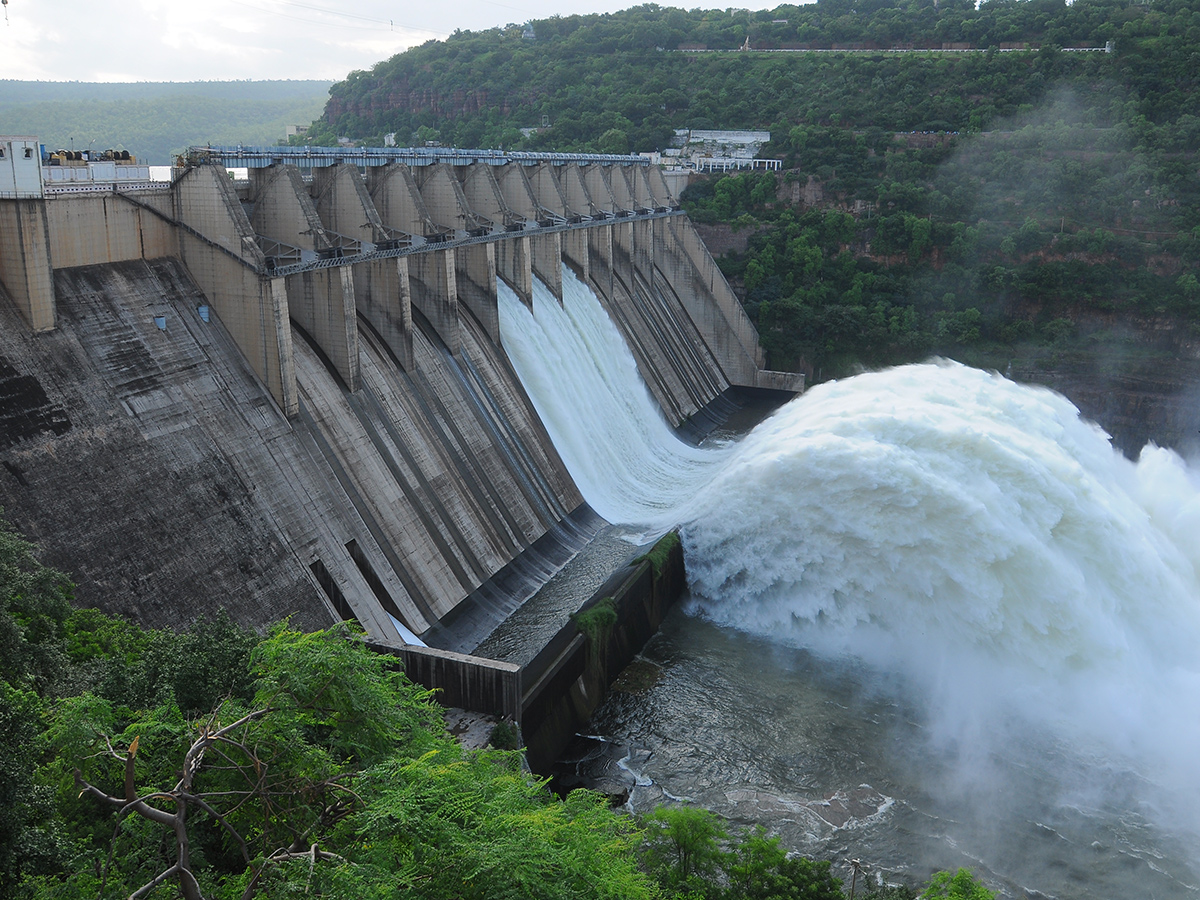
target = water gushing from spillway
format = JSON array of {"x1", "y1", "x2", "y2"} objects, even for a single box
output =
[
  {"x1": 498, "y1": 272, "x2": 730, "y2": 531},
  {"x1": 499, "y1": 269, "x2": 1200, "y2": 894},
  {"x1": 682, "y1": 365, "x2": 1200, "y2": 809}
]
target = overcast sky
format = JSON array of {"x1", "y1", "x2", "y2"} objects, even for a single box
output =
[{"x1": 0, "y1": 0, "x2": 786, "y2": 83}]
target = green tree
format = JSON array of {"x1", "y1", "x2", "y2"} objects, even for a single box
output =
[
  {"x1": 920, "y1": 868, "x2": 996, "y2": 900},
  {"x1": 51, "y1": 624, "x2": 435, "y2": 899},
  {"x1": 641, "y1": 805, "x2": 727, "y2": 897},
  {"x1": 338, "y1": 749, "x2": 654, "y2": 899},
  {"x1": 722, "y1": 828, "x2": 842, "y2": 900},
  {"x1": 0, "y1": 683, "x2": 52, "y2": 899},
  {"x1": 34, "y1": 625, "x2": 656, "y2": 900},
  {"x1": 0, "y1": 517, "x2": 73, "y2": 694},
  {"x1": 598, "y1": 127, "x2": 631, "y2": 155}
]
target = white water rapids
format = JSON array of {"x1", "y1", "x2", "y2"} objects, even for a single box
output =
[{"x1": 498, "y1": 269, "x2": 1200, "y2": 896}]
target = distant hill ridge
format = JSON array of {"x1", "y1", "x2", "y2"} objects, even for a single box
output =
[{"x1": 1, "y1": 80, "x2": 332, "y2": 165}]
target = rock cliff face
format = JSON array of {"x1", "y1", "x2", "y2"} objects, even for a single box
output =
[
  {"x1": 324, "y1": 87, "x2": 513, "y2": 128},
  {"x1": 1012, "y1": 357, "x2": 1200, "y2": 459}
]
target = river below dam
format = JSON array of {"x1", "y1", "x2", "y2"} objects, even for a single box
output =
[{"x1": 497, "y1": 271, "x2": 1200, "y2": 900}]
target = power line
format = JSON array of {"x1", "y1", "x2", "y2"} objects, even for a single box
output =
[
  {"x1": 238, "y1": 0, "x2": 448, "y2": 37},
  {"x1": 274, "y1": 0, "x2": 447, "y2": 33}
]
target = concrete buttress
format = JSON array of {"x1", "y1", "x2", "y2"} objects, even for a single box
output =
[
  {"x1": 251, "y1": 165, "x2": 360, "y2": 391},
  {"x1": 411, "y1": 164, "x2": 501, "y2": 344},
  {"x1": 494, "y1": 162, "x2": 539, "y2": 222},
  {"x1": 368, "y1": 164, "x2": 461, "y2": 352},
  {"x1": 645, "y1": 166, "x2": 677, "y2": 207},
  {"x1": 494, "y1": 234, "x2": 533, "y2": 309},
  {"x1": 312, "y1": 163, "x2": 415, "y2": 372},
  {"x1": 410, "y1": 249, "x2": 459, "y2": 354},
  {"x1": 457, "y1": 165, "x2": 533, "y2": 309},
  {"x1": 603, "y1": 165, "x2": 637, "y2": 212},
  {"x1": 455, "y1": 241, "x2": 500, "y2": 344},
  {"x1": 173, "y1": 164, "x2": 298, "y2": 416},
  {"x1": 555, "y1": 165, "x2": 594, "y2": 282},
  {"x1": 521, "y1": 164, "x2": 570, "y2": 300},
  {"x1": 526, "y1": 163, "x2": 569, "y2": 218},
  {"x1": 582, "y1": 164, "x2": 623, "y2": 212},
  {"x1": 311, "y1": 162, "x2": 383, "y2": 246},
  {"x1": 366, "y1": 163, "x2": 440, "y2": 236},
  {"x1": 0, "y1": 199, "x2": 56, "y2": 331},
  {"x1": 558, "y1": 163, "x2": 600, "y2": 218}
]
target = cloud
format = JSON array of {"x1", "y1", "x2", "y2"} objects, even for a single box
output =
[{"x1": 1, "y1": 0, "x2": 788, "y2": 83}]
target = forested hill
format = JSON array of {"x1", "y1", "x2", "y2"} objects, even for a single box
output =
[
  {"x1": 314, "y1": 0, "x2": 1199, "y2": 427},
  {"x1": 315, "y1": 0, "x2": 1198, "y2": 153},
  {"x1": 1, "y1": 80, "x2": 332, "y2": 165}
]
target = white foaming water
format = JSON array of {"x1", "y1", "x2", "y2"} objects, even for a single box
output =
[
  {"x1": 498, "y1": 270, "x2": 729, "y2": 530},
  {"x1": 684, "y1": 364, "x2": 1200, "y2": 803},
  {"x1": 500, "y1": 268, "x2": 1200, "y2": 844}
]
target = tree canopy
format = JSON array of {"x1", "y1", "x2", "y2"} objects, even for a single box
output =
[
  {"x1": 314, "y1": 0, "x2": 1200, "y2": 153},
  {"x1": 1, "y1": 514, "x2": 999, "y2": 899},
  {"x1": 308, "y1": 0, "x2": 1199, "y2": 385}
]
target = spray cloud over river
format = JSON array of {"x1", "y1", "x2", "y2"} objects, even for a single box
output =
[{"x1": 499, "y1": 271, "x2": 1200, "y2": 896}]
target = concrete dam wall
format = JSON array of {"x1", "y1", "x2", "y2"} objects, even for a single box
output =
[
  {"x1": 0, "y1": 257, "x2": 587, "y2": 645},
  {"x1": 0, "y1": 147, "x2": 800, "y2": 653}
]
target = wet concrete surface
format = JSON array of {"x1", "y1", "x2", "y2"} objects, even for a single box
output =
[{"x1": 473, "y1": 524, "x2": 649, "y2": 666}]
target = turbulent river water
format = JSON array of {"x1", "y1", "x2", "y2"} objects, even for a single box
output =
[{"x1": 497, "y1": 270, "x2": 1200, "y2": 899}]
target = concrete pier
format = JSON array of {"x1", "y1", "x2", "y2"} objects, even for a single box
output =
[
  {"x1": 314, "y1": 164, "x2": 415, "y2": 371},
  {"x1": 249, "y1": 165, "x2": 360, "y2": 391},
  {"x1": 366, "y1": 162, "x2": 441, "y2": 237},
  {"x1": 0, "y1": 199, "x2": 56, "y2": 332},
  {"x1": 0, "y1": 137, "x2": 56, "y2": 332},
  {"x1": 173, "y1": 163, "x2": 298, "y2": 416}
]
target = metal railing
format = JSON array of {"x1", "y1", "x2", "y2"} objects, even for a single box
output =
[{"x1": 188, "y1": 145, "x2": 653, "y2": 169}]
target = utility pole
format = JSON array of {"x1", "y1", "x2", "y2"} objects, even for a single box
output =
[{"x1": 849, "y1": 859, "x2": 863, "y2": 900}]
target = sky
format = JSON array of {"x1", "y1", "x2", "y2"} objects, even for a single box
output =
[{"x1": 0, "y1": 0, "x2": 788, "y2": 83}]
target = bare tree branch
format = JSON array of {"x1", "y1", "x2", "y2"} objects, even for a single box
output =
[
  {"x1": 101, "y1": 733, "x2": 127, "y2": 761},
  {"x1": 264, "y1": 846, "x2": 346, "y2": 865},
  {"x1": 97, "y1": 818, "x2": 123, "y2": 899},
  {"x1": 128, "y1": 862, "x2": 182, "y2": 900},
  {"x1": 176, "y1": 707, "x2": 272, "y2": 793},
  {"x1": 178, "y1": 863, "x2": 204, "y2": 900},
  {"x1": 118, "y1": 792, "x2": 184, "y2": 823},
  {"x1": 124, "y1": 734, "x2": 140, "y2": 801},
  {"x1": 78, "y1": 704, "x2": 347, "y2": 900},
  {"x1": 178, "y1": 791, "x2": 251, "y2": 865},
  {"x1": 74, "y1": 772, "x2": 175, "y2": 828}
]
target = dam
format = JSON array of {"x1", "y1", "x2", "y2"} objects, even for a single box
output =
[{"x1": 0, "y1": 137, "x2": 800, "y2": 731}]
